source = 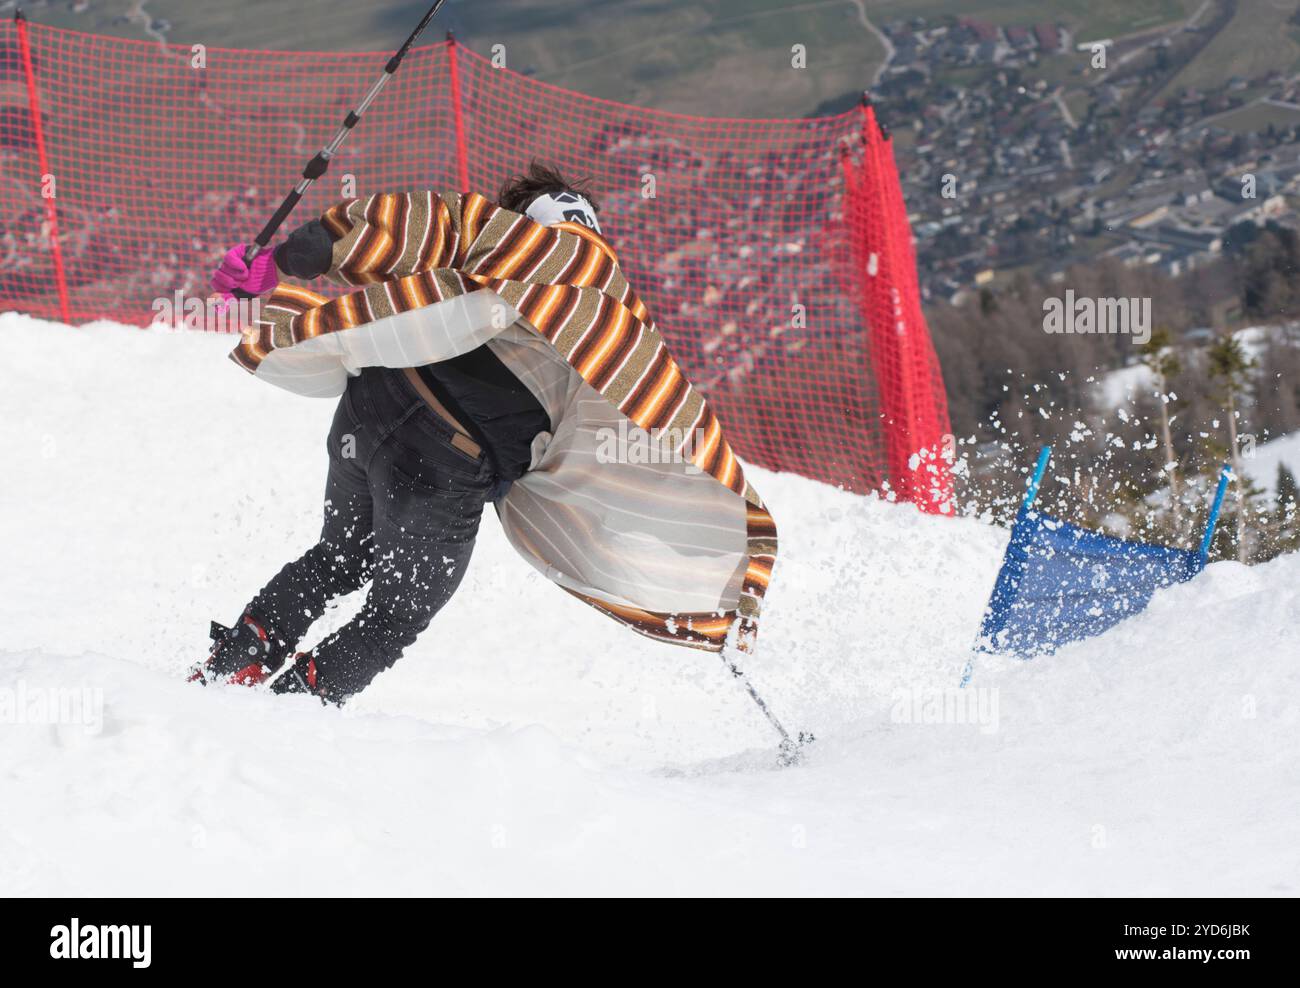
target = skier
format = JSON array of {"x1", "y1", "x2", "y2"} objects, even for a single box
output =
[{"x1": 193, "y1": 162, "x2": 777, "y2": 705}]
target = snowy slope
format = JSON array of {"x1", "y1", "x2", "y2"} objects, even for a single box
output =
[
  {"x1": 1241, "y1": 430, "x2": 1300, "y2": 497},
  {"x1": 1, "y1": 313, "x2": 1297, "y2": 896}
]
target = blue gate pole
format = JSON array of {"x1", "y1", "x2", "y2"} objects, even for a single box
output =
[
  {"x1": 1023, "y1": 445, "x2": 1052, "y2": 512},
  {"x1": 1198, "y1": 464, "x2": 1232, "y2": 562},
  {"x1": 960, "y1": 446, "x2": 1053, "y2": 687}
]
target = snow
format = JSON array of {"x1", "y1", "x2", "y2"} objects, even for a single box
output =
[
  {"x1": 1240, "y1": 429, "x2": 1300, "y2": 497},
  {"x1": 1096, "y1": 322, "x2": 1294, "y2": 416},
  {"x1": 2, "y1": 312, "x2": 1298, "y2": 896},
  {"x1": 1099, "y1": 362, "x2": 1156, "y2": 408}
]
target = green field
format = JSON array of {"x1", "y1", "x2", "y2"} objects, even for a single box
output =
[
  {"x1": 1211, "y1": 99, "x2": 1300, "y2": 135},
  {"x1": 444, "y1": 0, "x2": 891, "y2": 117},
  {"x1": 870, "y1": 0, "x2": 1202, "y2": 41},
  {"x1": 1158, "y1": 0, "x2": 1300, "y2": 95},
  {"x1": 8, "y1": 0, "x2": 1292, "y2": 118}
]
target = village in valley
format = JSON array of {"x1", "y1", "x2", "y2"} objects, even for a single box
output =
[{"x1": 874, "y1": 11, "x2": 1300, "y2": 308}]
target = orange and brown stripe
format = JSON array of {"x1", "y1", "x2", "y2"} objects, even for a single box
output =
[
  {"x1": 563, "y1": 589, "x2": 732, "y2": 652},
  {"x1": 454, "y1": 194, "x2": 492, "y2": 266},
  {"x1": 569, "y1": 298, "x2": 633, "y2": 382}
]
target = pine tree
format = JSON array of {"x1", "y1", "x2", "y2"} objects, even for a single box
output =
[
  {"x1": 1276, "y1": 463, "x2": 1300, "y2": 555},
  {"x1": 1140, "y1": 327, "x2": 1183, "y2": 531},
  {"x1": 1207, "y1": 333, "x2": 1256, "y2": 562}
]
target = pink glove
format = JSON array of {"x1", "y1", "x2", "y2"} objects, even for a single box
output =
[{"x1": 211, "y1": 244, "x2": 279, "y2": 301}]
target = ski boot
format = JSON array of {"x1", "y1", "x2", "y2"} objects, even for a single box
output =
[
  {"x1": 270, "y1": 652, "x2": 342, "y2": 706},
  {"x1": 188, "y1": 612, "x2": 291, "y2": 687}
]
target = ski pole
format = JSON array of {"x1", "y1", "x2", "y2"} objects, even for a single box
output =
[
  {"x1": 240, "y1": 0, "x2": 452, "y2": 266},
  {"x1": 718, "y1": 646, "x2": 813, "y2": 766}
]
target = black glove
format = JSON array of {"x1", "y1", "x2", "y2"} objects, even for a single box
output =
[{"x1": 272, "y1": 220, "x2": 336, "y2": 280}]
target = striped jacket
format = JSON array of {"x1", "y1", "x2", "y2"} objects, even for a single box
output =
[{"x1": 232, "y1": 190, "x2": 776, "y2": 654}]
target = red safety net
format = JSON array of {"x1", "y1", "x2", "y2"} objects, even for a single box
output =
[{"x1": 0, "y1": 19, "x2": 951, "y2": 508}]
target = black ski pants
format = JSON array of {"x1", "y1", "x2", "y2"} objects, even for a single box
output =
[{"x1": 245, "y1": 367, "x2": 498, "y2": 697}]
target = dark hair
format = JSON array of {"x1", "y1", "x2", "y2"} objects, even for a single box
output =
[{"x1": 497, "y1": 160, "x2": 601, "y2": 214}]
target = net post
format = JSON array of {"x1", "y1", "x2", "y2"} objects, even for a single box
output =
[
  {"x1": 14, "y1": 10, "x2": 73, "y2": 324},
  {"x1": 838, "y1": 140, "x2": 856, "y2": 195},
  {"x1": 859, "y1": 100, "x2": 919, "y2": 504},
  {"x1": 446, "y1": 31, "x2": 469, "y2": 191},
  {"x1": 1198, "y1": 464, "x2": 1232, "y2": 562},
  {"x1": 879, "y1": 98, "x2": 952, "y2": 513}
]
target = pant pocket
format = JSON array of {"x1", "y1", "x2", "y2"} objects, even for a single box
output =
[{"x1": 384, "y1": 462, "x2": 489, "y2": 542}]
